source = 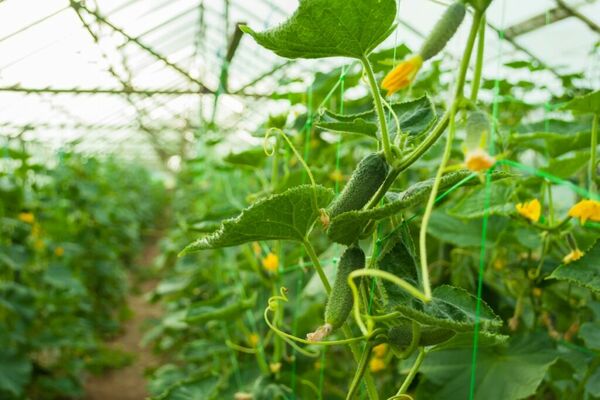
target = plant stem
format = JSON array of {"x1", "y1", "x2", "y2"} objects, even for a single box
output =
[
  {"x1": 302, "y1": 239, "x2": 379, "y2": 400},
  {"x1": 590, "y1": 113, "x2": 598, "y2": 193},
  {"x1": 303, "y1": 239, "x2": 332, "y2": 294},
  {"x1": 346, "y1": 344, "x2": 373, "y2": 400},
  {"x1": 397, "y1": 347, "x2": 426, "y2": 396},
  {"x1": 418, "y1": 11, "x2": 483, "y2": 300},
  {"x1": 361, "y1": 55, "x2": 394, "y2": 164},
  {"x1": 470, "y1": 15, "x2": 486, "y2": 103}
]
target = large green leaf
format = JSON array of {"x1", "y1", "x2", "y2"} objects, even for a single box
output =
[
  {"x1": 548, "y1": 239, "x2": 600, "y2": 293},
  {"x1": 327, "y1": 170, "x2": 510, "y2": 245},
  {"x1": 0, "y1": 349, "x2": 31, "y2": 397},
  {"x1": 419, "y1": 333, "x2": 558, "y2": 400},
  {"x1": 180, "y1": 185, "x2": 334, "y2": 254},
  {"x1": 316, "y1": 96, "x2": 436, "y2": 140},
  {"x1": 240, "y1": 0, "x2": 397, "y2": 59},
  {"x1": 542, "y1": 151, "x2": 590, "y2": 179},
  {"x1": 427, "y1": 212, "x2": 509, "y2": 248},
  {"x1": 393, "y1": 285, "x2": 502, "y2": 332},
  {"x1": 561, "y1": 90, "x2": 600, "y2": 115},
  {"x1": 579, "y1": 322, "x2": 600, "y2": 351},
  {"x1": 449, "y1": 181, "x2": 515, "y2": 219}
]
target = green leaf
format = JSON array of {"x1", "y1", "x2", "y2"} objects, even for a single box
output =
[
  {"x1": 316, "y1": 96, "x2": 436, "y2": 140},
  {"x1": 0, "y1": 349, "x2": 31, "y2": 397},
  {"x1": 427, "y1": 212, "x2": 508, "y2": 248},
  {"x1": 548, "y1": 239, "x2": 600, "y2": 293},
  {"x1": 180, "y1": 185, "x2": 334, "y2": 254},
  {"x1": 449, "y1": 181, "x2": 515, "y2": 219},
  {"x1": 561, "y1": 90, "x2": 600, "y2": 115},
  {"x1": 393, "y1": 285, "x2": 502, "y2": 332},
  {"x1": 420, "y1": 333, "x2": 558, "y2": 400},
  {"x1": 327, "y1": 170, "x2": 509, "y2": 245},
  {"x1": 579, "y1": 322, "x2": 600, "y2": 351},
  {"x1": 368, "y1": 44, "x2": 412, "y2": 73},
  {"x1": 542, "y1": 151, "x2": 590, "y2": 179},
  {"x1": 223, "y1": 148, "x2": 266, "y2": 168},
  {"x1": 240, "y1": 0, "x2": 397, "y2": 59}
]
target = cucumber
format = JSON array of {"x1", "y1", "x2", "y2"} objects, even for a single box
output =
[
  {"x1": 327, "y1": 153, "x2": 389, "y2": 220},
  {"x1": 465, "y1": 110, "x2": 490, "y2": 151},
  {"x1": 419, "y1": 1, "x2": 466, "y2": 61},
  {"x1": 324, "y1": 246, "x2": 366, "y2": 330},
  {"x1": 388, "y1": 324, "x2": 455, "y2": 347}
]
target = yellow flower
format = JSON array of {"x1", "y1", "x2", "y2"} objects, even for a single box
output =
[
  {"x1": 381, "y1": 55, "x2": 423, "y2": 95},
  {"x1": 34, "y1": 239, "x2": 45, "y2": 251},
  {"x1": 568, "y1": 199, "x2": 600, "y2": 225},
  {"x1": 532, "y1": 288, "x2": 542, "y2": 298},
  {"x1": 563, "y1": 248, "x2": 584, "y2": 264},
  {"x1": 54, "y1": 247, "x2": 65, "y2": 257},
  {"x1": 369, "y1": 357, "x2": 386, "y2": 373},
  {"x1": 464, "y1": 148, "x2": 495, "y2": 172},
  {"x1": 18, "y1": 212, "x2": 34, "y2": 224},
  {"x1": 329, "y1": 169, "x2": 344, "y2": 182},
  {"x1": 372, "y1": 343, "x2": 388, "y2": 358},
  {"x1": 516, "y1": 199, "x2": 541, "y2": 223},
  {"x1": 252, "y1": 242, "x2": 262, "y2": 256},
  {"x1": 269, "y1": 362, "x2": 282, "y2": 373},
  {"x1": 262, "y1": 252, "x2": 279, "y2": 272},
  {"x1": 247, "y1": 333, "x2": 259, "y2": 347}
]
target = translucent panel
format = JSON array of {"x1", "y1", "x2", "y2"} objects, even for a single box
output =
[{"x1": 0, "y1": 0, "x2": 597, "y2": 163}]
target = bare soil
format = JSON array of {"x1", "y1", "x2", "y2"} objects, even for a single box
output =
[{"x1": 84, "y1": 237, "x2": 163, "y2": 400}]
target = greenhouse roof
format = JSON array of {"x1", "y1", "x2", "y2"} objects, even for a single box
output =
[{"x1": 0, "y1": 0, "x2": 598, "y2": 163}]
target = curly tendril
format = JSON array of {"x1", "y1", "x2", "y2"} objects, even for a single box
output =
[
  {"x1": 264, "y1": 128, "x2": 319, "y2": 212},
  {"x1": 263, "y1": 287, "x2": 382, "y2": 357}
]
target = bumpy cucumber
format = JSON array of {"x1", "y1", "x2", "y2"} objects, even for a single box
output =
[
  {"x1": 419, "y1": 1, "x2": 466, "y2": 61},
  {"x1": 388, "y1": 324, "x2": 455, "y2": 347},
  {"x1": 324, "y1": 246, "x2": 366, "y2": 329},
  {"x1": 327, "y1": 153, "x2": 389, "y2": 219}
]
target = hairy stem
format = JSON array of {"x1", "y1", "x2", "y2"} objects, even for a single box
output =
[
  {"x1": 419, "y1": 11, "x2": 483, "y2": 300},
  {"x1": 397, "y1": 347, "x2": 426, "y2": 396},
  {"x1": 361, "y1": 55, "x2": 394, "y2": 164},
  {"x1": 470, "y1": 15, "x2": 486, "y2": 103},
  {"x1": 345, "y1": 344, "x2": 373, "y2": 400},
  {"x1": 590, "y1": 113, "x2": 598, "y2": 193}
]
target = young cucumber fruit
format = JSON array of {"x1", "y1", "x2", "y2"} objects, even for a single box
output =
[
  {"x1": 327, "y1": 152, "x2": 389, "y2": 220},
  {"x1": 419, "y1": 1, "x2": 467, "y2": 61},
  {"x1": 387, "y1": 324, "x2": 455, "y2": 347},
  {"x1": 324, "y1": 245, "x2": 366, "y2": 330}
]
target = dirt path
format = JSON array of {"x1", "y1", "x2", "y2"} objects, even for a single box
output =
[{"x1": 84, "y1": 236, "x2": 163, "y2": 400}]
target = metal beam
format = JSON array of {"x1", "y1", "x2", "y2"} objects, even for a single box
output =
[
  {"x1": 503, "y1": 7, "x2": 570, "y2": 39},
  {"x1": 70, "y1": 0, "x2": 214, "y2": 93},
  {"x1": 556, "y1": 0, "x2": 600, "y2": 34},
  {"x1": 0, "y1": 86, "x2": 204, "y2": 96}
]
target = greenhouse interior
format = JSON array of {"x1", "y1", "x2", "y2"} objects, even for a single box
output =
[{"x1": 1, "y1": 0, "x2": 600, "y2": 399}]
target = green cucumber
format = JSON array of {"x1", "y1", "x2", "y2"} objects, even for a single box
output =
[
  {"x1": 465, "y1": 110, "x2": 490, "y2": 151},
  {"x1": 327, "y1": 153, "x2": 389, "y2": 220},
  {"x1": 419, "y1": 1, "x2": 467, "y2": 61},
  {"x1": 324, "y1": 246, "x2": 365, "y2": 330},
  {"x1": 388, "y1": 324, "x2": 455, "y2": 347}
]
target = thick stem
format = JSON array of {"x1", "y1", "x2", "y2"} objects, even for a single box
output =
[
  {"x1": 419, "y1": 11, "x2": 483, "y2": 300},
  {"x1": 590, "y1": 113, "x2": 598, "y2": 193},
  {"x1": 345, "y1": 344, "x2": 373, "y2": 400},
  {"x1": 361, "y1": 55, "x2": 394, "y2": 164},
  {"x1": 397, "y1": 347, "x2": 426, "y2": 396},
  {"x1": 470, "y1": 15, "x2": 486, "y2": 103}
]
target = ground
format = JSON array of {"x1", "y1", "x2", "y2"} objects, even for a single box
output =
[{"x1": 84, "y1": 236, "x2": 162, "y2": 400}]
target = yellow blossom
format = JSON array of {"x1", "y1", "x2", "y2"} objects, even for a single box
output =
[
  {"x1": 372, "y1": 343, "x2": 388, "y2": 358},
  {"x1": 381, "y1": 55, "x2": 423, "y2": 95},
  {"x1": 34, "y1": 239, "x2": 45, "y2": 251},
  {"x1": 329, "y1": 169, "x2": 344, "y2": 182},
  {"x1": 261, "y1": 252, "x2": 279, "y2": 272},
  {"x1": 252, "y1": 242, "x2": 262, "y2": 256},
  {"x1": 18, "y1": 212, "x2": 34, "y2": 224},
  {"x1": 54, "y1": 247, "x2": 65, "y2": 257},
  {"x1": 563, "y1": 248, "x2": 584, "y2": 264},
  {"x1": 313, "y1": 360, "x2": 322, "y2": 370},
  {"x1": 464, "y1": 148, "x2": 495, "y2": 172},
  {"x1": 532, "y1": 288, "x2": 542, "y2": 298},
  {"x1": 369, "y1": 357, "x2": 386, "y2": 373},
  {"x1": 516, "y1": 199, "x2": 541, "y2": 223},
  {"x1": 269, "y1": 362, "x2": 281, "y2": 373},
  {"x1": 493, "y1": 258, "x2": 505, "y2": 271},
  {"x1": 568, "y1": 199, "x2": 600, "y2": 225},
  {"x1": 247, "y1": 333, "x2": 259, "y2": 347}
]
